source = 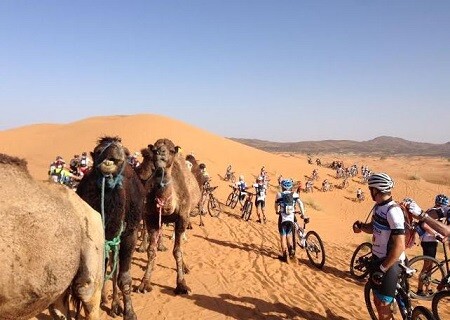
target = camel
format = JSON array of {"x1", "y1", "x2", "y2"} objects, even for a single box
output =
[
  {"x1": 185, "y1": 154, "x2": 209, "y2": 227},
  {"x1": 0, "y1": 153, "x2": 104, "y2": 320},
  {"x1": 137, "y1": 138, "x2": 201, "y2": 294},
  {"x1": 76, "y1": 136, "x2": 144, "y2": 320}
]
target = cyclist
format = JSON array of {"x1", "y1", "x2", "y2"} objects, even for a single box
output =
[
  {"x1": 275, "y1": 178, "x2": 307, "y2": 263},
  {"x1": 225, "y1": 164, "x2": 232, "y2": 180},
  {"x1": 235, "y1": 175, "x2": 248, "y2": 206},
  {"x1": 356, "y1": 188, "x2": 364, "y2": 201},
  {"x1": 414, "y1": 194, "x2": 449, "y2": 296},
  {"x1": 352, "y1": 173, "x2": 405, "y2": 320},
  {"x1": 406, "y1": 200, "x2": 450, "y2": 237},
  {"x1": 253, "y1": 176, "x2": 267, "y2": 223},
  {"x1": 79, "y1": 152, "x2": 91, "y2": 175}
]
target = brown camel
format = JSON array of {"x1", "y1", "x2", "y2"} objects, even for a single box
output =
[
  {"x1": 0, "y1": 153, "x2": 104, "y2": 320},
  {"x1": 76, "y1": 136, "x2": 144, "y2": 320},
  {"x1": 138, "y1": 138, "x2": 201, "y2": 294}
]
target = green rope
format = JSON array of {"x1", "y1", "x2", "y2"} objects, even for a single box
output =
[
  {"x1": 101, "y1": 176, "x2": 125, "y2": 282},
  {"x1": 104, "y1": 221, "x2": 124, "y2": 281}
]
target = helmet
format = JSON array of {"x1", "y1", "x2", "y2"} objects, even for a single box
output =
[
  {"x1": 281, "y1": 179, "x2": 293, "y2": 190},
  {"x1": 239, "y1": 175, "x2": 244, "y2": 181},
  {"x1": 367, "y1": 173, "x2": 394, "y2": 193},
  {"x1": 257, "y1": 176, "x2": 263, "y2": 182},
  {"x1": 435, "y1": 194, "x2": 449, "y2": 206}
]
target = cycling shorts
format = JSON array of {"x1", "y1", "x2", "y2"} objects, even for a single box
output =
[
  {"x1": 255, "y1": 199, "x2": 265, "y2": 208},
  {"x1": 421, "y1": 241, "x2": 438, "y2": 258},
  {"x1": 370, "y1": 257, "x2": 402, "y2": 304},
  {"x1": 278, "y1": 218, "x2": 294, "y2": 236}
]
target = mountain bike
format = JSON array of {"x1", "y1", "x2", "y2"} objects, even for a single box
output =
[
  {"x1": 225, "y1": 185, "x2": 239, "y2": 209},
  {"x1": 350, "y1": 242, "x2": 373, "y2": 279},
  {"x1": 241, "y1": 192, "x2": 255, "y2": 221},
  {"x1": 293, "y1": 214, "x2": 326, "y2": 269},
  {"x1": 205, "y1": 185, "x2": 222, "y2": 217},
  {"x1": 365, "y1": 263, "x2": 435, "y2": 320},
  {"x1": 224, "y1": 171, "x2": 236, "y2": 183},
  {"x1": 431, "y1": 273, "x2": 450, "y2": 320},
  {"x1": 407, "y1": 239, "x2": 449, "y2": 301}
]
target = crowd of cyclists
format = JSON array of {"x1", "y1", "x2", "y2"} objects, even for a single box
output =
[{"x1": 47, "y1": 151, "x2": 449, "y2": 319}]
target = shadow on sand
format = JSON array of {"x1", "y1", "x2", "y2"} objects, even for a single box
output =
[{"x1": 154, "y1": 284, "x2": 349, "y2": 320}]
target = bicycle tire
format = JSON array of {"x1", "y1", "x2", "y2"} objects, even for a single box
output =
[
  {"x1": 230, "y1": 194, "x2": 239, "y2": 209},
  {"x1": 242, "y1": 201, "x2": 253, "y2": 221},
  {"x1": 225, "y1": 192, "x2": 234, "y2": 207},
  {"x1": 364, "y1": 282, "x2": 378, "y2": 320},
  {"x1": 407, "y1": 255, "x2": 446, "y2": 301},
  {"x1": 350, "y1": 242, "x2": 372, "y2": 279},
  {"x1": 305, "y1": 230, "x2": 325, "y2": 269},
  {"x1": 207, "y1": 195, "x2": 221, "y2": 217},
  {"x1": 432, "y1": 290, "x2": 450, "y2": 320},
  {"x1": 411, "y1": 305, "x2": 436, "y2": 320}
]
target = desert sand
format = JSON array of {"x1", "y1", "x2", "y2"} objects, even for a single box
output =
[{"x1": 1, "y1": 114, "x2": 449, "y2": 320}]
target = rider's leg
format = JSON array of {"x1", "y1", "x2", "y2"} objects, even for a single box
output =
[
  {"x1": 261, "y1": 202, "x2": 266, "y2": 223},
  {"x1": 373, "y1": 261, "x2": 401, "y2": 320}
]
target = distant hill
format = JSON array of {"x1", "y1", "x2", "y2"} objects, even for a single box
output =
[{"x1": 229, "y1": 136, "x2": 450, "y2": 157}]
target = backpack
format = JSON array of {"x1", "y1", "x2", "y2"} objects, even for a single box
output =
[
  {"x1": 281, "y1": 192, "x2": 296, "y2": 215},
  {"x1": 385, "y1": 202, "x2": 416, "y2": 249}
]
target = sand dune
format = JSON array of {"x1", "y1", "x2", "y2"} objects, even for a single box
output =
[{"x1": 1, "y1": 114, "x2": 449, "y2": 319}]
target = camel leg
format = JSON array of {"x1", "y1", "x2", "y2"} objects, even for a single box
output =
[
  {"x1": 110, "y1": 267, "x2": 123, "y2": 318},
  {"x1": 138, "y1": 227, "x2": 159, "y2": 293},
  {"x1": 137, "y1": 220, "x2": 148, "y2": 253},
  {"x1": 174, "y1": 221, "x2": 191, "y2": 294},
  {"x1": 157, "y1": 227, "x2": 168, "y2": 251},
  {"x1": 117, "y1": 229, "x2": 138, "y2": 320},
  {"x1": 48, "y1": 289, "x2": 70, "y2": 319}
]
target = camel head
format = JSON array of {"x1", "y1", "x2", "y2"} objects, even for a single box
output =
[
  {"x1": 92, "y1": 136, "x2": 126, "y2": 177},
  {"x1": 148, "y1": 139, "x2": 181, "y2": 188}
]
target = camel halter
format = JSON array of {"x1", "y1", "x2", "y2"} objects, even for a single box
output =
[
  {"x1": 100, "y1": 175, "x2": 125, "y2": 282},
  {"x1": 96, "y1": 141, "x2": 126, "y2": 282}
]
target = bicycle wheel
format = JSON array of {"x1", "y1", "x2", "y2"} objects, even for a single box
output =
[
  {"x1": 242, "y1": 202, "x2": 253, "y2": 221},
  {"x1": 407, "y1": 255, "x2": 445, "y2": 301},
  {"x1": 432, "y1": 290, "x2": 450, "y2": 320},
  {"x1": 411, "y1": 306, "x2": 436, "y2": 320},
  {"x1": 305, "y1": 230, "x2": 325, "y2": 269},
  {"x1": 225, "y1": 192, "x2": 234, "y2": 207},
  {"x1": 207, "y1": 195, "x2": 221, "y2": 217},
  {"x1": 230, "y1": 194, "x2": 239, "y2": 209},
  {"x1": 350, "y1": 242, "x2": 372, "y2": 279},
  {"x1": 230, "y1": 174, "x2": 236, "y2": 183},
  {"x1": 364, "y1": 282, "x2": 378, "y2": 320}
]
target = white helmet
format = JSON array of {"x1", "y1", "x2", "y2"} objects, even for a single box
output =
[
  {"x1": 239, "y1": 175, "x2": 244, "y2": 181},
  {"x1": 368, "y1": 173, "x2": 394, "y2": 193}
]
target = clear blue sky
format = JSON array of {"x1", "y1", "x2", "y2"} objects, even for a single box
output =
[{"x1": 1, "y1": 1, "x2": 449, "y2": 143}]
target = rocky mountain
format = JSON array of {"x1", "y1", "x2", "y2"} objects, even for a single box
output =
[{"x1": 229, "y1": 136, "x2": 450, "y2": 157}]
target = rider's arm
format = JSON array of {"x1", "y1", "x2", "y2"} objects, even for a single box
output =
[
  {"x1": 381, "y1": 233, "x2": 405, "y2": 270},
  {"x1": 296, "y1": 199, "x2": 307, "y2": 218},
  {"x1": 419, "y1": 214, "x2": 450, "y2": 237}
]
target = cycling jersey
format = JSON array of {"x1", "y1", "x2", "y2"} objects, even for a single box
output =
[
  {"x1": 253, "y1": 183, "x2": 266, "y2": 201},
  {"x1": 236, "y1": 181, "x2": 247, "y2": 193},
  {"x1": 275, "y1": 191, "x2": 304, "y2": 223},
  {"x1": 372, "y1": 199, "x2": 406, "y2": 261}
]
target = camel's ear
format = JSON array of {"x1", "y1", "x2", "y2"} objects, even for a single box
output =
[
  {"x1": 90, "y1": 151, "x2": 94, "y2": 159},
  {"x1": 148, "y1": 144, "x2": 154, "y2": 152},
  {"x1": 174, "y1": 146, "x2": 181, "y2": 154}
]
